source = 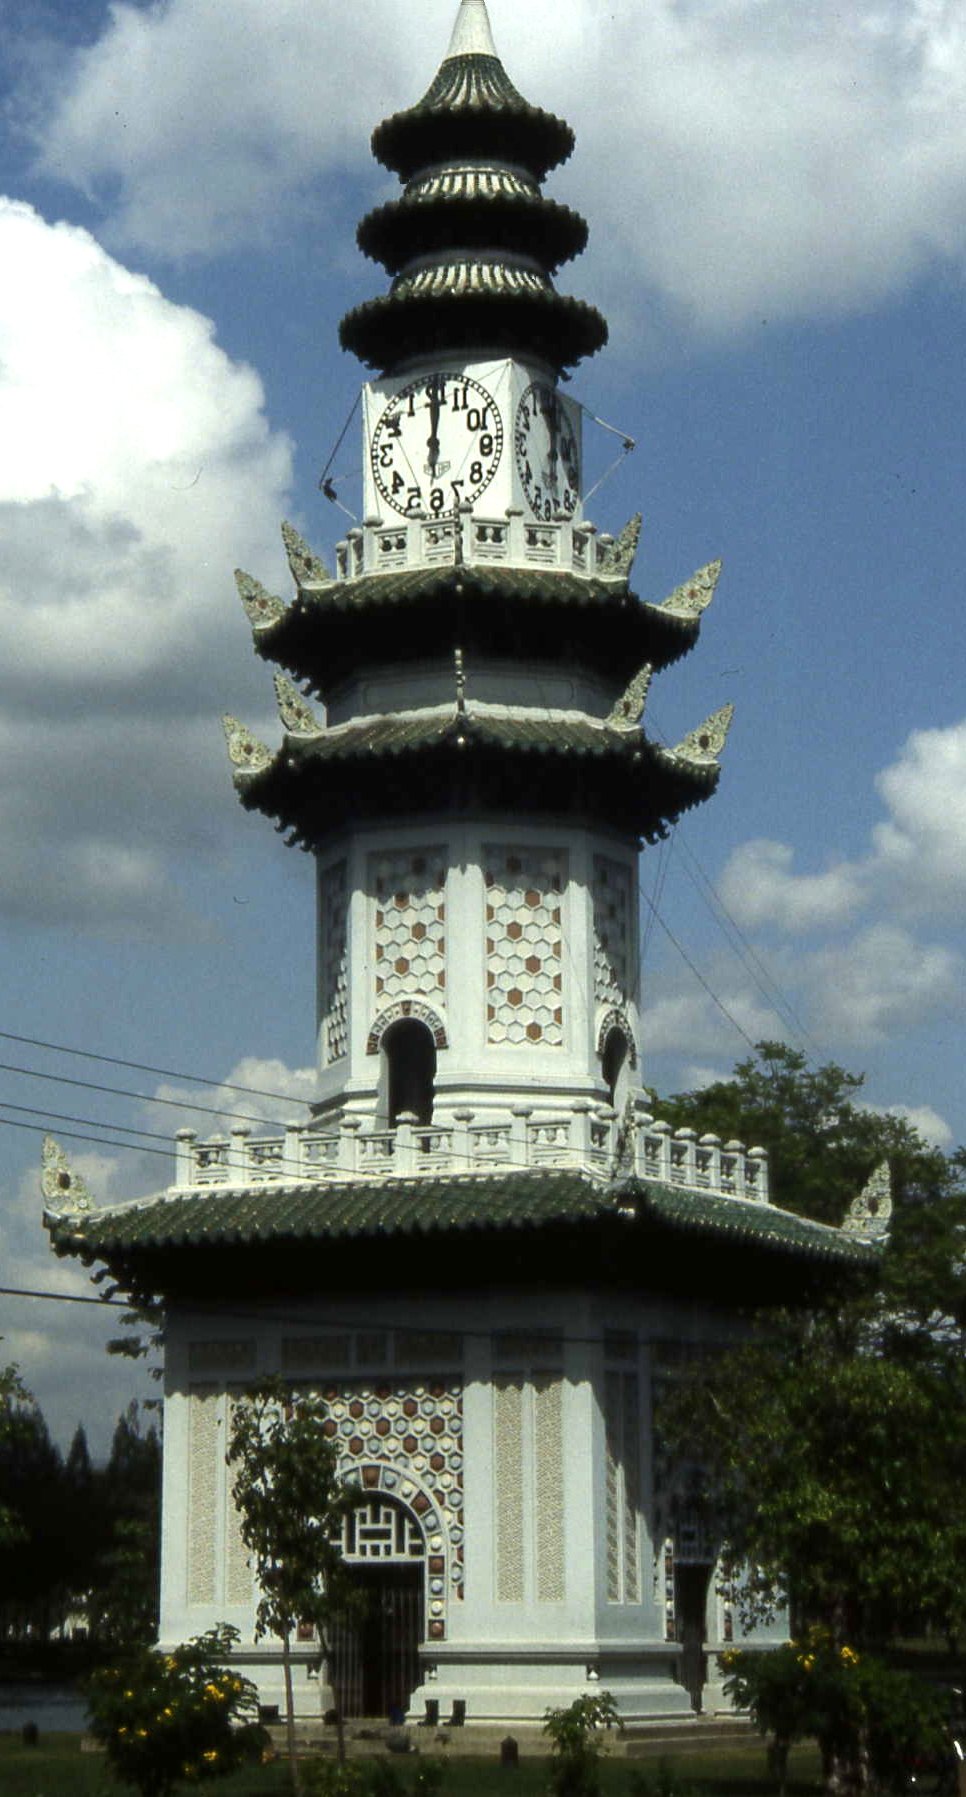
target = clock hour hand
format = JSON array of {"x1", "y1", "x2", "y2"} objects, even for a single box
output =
[
  {"x1": 543, "y1": 389, "x2": 559, "y2": 491},
  {"x1": 426, "y1": 377, "x2": 442, "y2": 476}
]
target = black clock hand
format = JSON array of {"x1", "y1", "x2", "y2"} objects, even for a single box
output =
[{"x1": 427, "y1": 377, "x2": 442, "y2": 475}]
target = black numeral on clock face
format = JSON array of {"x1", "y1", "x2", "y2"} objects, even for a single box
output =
[
  {"x1": 371, "y1": 375, "x2": 503, "y2": 519},
  {"x1": 514, "y1": 382, "x2": 579, "y2": 520}
]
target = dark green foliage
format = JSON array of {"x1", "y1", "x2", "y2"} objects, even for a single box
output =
[{"x1": 543, "y1": 1694, "x2": 621, "y2": 1797}]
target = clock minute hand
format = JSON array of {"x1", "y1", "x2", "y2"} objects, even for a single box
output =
[{"x1": 426, "y1": 378, "x2": 442, "y2": 476}]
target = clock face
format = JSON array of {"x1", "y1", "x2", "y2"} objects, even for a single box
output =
[
  {"x1": 514, "y1": 382, "x2": 580, "y2": 520},
  {"x1": 371, "y1": 374, "x2": 503, "y2": 519}
]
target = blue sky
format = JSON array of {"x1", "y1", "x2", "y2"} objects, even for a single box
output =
[{"x1": 1, "y1": 0, "x2": 965, "y2": 1451}]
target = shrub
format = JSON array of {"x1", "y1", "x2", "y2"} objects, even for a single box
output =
[
  {"x1": 87, "y1": 1623, "x2": 266, "y2": 1797},
  {"x1": 544, "y1": 1693, "x2": 621, "y2": 1797}
]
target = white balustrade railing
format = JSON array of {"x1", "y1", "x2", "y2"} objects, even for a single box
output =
[{"x1": 174, "y1": 1107, "x2": 769, "y2": 1204}]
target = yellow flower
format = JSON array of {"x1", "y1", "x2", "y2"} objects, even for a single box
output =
[
  {"x1": 840, "y1": 1645, "x2": 859, "y2": 1665},
  {"x1": 135, "y1": 1727, "x2": 149, "y2": 1738},
  {"x1": 203, "y1": 1749, "x2": 219, "y2": 1762},
  {"x1": 118, "y1": 1726, "x2": 128, "y2": 1736}
]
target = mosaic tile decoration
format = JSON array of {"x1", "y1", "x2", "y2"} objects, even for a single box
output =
[
  {"x1": 307, "y1": 1377, "x2": 464, "y2": 1626},
  {"x1": 593, "y1": 855, "x2": 633, "y2": 1007},
  {"x1": 187, "y1": 1386, "x2": 219, "y2": 1606},
  {"x1": 320, "y1": 860, "x2": 348, "y2": 1063},
  {"x1": 484, "y1": 846, "x2": 565, "y2": 1046},
  {"x1": 604, "y1": 1369, "x2": 641, "y2": 1604},
  {"x1": 371, "y1": 849, "x2": 446, "y2": 1005}
]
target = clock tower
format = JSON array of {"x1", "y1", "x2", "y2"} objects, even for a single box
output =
[{"x1": 46, "y1": 0, "x2": 877, "y2": 1733}]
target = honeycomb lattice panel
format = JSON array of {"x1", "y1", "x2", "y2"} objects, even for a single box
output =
[
  {"x1": 320, "y1": 861, "x2": 348, "y2": 1063},
  {"x1": 484, "y1": 847, "x2": 565, "y2": 1046},
  {"x1": 593, "y1": 855, "x2": 633, "y2": 1006},
  {"x1": 372, "y1": 850, "x2": 446, "y2": 1006}
]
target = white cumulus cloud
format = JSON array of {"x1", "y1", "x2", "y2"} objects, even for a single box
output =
[
  {"x1": 0, "y1": 200, "x2": 293, "y2": 932},
  {"x1": 22, "y1": 0, "x2": 966, "y2": 336},
  {"x1": 808, "y1": 923, "x2": 963, "y2": 1047},
  {"x1": 719, "y1": 838, "x2": 864, "y2": 932}
]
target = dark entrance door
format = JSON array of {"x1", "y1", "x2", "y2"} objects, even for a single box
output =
[
  {"x1": 332, "y1": 1561, "x2": 424, "y2": 1719},
  {"x1": 675, "y1": 1562, "x2": 712, "y2": 1712}
]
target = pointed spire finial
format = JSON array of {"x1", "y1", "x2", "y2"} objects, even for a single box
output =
[{"x1": 445, "y1": 0, "x2": 498, "y2": 59}]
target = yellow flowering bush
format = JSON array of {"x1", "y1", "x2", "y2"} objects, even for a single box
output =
[
  {"x1": 722, "y1": 1629, "x2": 946, "y2": 1797},
  {"x1": 87, "y1": 1624, "x2": 268, "y2": 1797}
]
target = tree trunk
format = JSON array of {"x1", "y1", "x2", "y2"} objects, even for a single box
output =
[{"x1": 281, "y1": 1629, "x2": 301, "y2": 1796}]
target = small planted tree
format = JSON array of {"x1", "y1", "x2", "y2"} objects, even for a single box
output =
[
  {"x1": 227, "y1": 1376, "x2": 359, "y2": 1793},
  {"x1": 544, "y1": 1693, "x2": 621, "y2": 1797}
]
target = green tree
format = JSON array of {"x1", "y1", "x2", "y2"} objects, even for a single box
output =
[
  {"x1": 227, "y1": 1376, "x2": 359, "y2": 1793},
  {"x1": 89, "y1": 1403, "x2": 162, "y2": 1645},
  {"x1": 656, "y1": 1044, "x2": 966, "y2": 1796},
  {"x1": 0, "y1": 1359, "x2": 30, "y2": 1549}
]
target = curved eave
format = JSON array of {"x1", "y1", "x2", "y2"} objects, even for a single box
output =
[
  {"x1": 357, "y1": 194, "x2": 588, "y2": 277},
  {"x1": 46, "y1": 1171, "x2": 875, "y2": 1310},
  {"x1": 231, "y1": 711, "x2": 718, "y2": 847},
  {"x1": 371, "y1": 56, "x2": 574, "y2": 183},
  {"x1": 256, "y1": 568, "x2": 700, "y2": 696},
  {"x1": 339, "y1": 285, "x2": 607, "y2": 376}
]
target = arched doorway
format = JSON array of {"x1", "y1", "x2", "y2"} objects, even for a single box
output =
[
  {"x1": 381, "y1": 1019, "x2": 436, "y2": 1126},
  {"x1": 601, "y1": 1024, "x2": 631, "y2": 1113},
  {"x1": 329, "y1": 1495, "x2": 425, "y2": 1719}
]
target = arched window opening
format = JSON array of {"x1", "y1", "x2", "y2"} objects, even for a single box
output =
[
  {"x1": 602, "y1": 1026, "x2": 630, "y2": 1113},
  {"x1": 382, "y1": 1018, "x2": 436, "y2": 1126}
]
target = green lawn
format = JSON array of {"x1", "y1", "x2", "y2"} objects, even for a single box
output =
[{"x1": 0, "y1": 1734, "x2": 824, "y2": 1797}]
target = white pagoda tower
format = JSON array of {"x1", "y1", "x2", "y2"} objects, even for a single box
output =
[{"x1": 45, "y1": 0, "x2": 874, "y2": 1727}]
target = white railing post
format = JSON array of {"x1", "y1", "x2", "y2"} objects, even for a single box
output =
[
  {"x1": 672, "y1": 1127, "x2": 697, "y2": 1187},
  {"x1": 511, "y1": 1106, "x2": 532, "y2": 1170},
  {"x1": 395, "y1": 1113, "x2": 416, "y2": 1174},
  {"x1": 724, "y1": 1141, "x2": 746, "y2": 1197},
  {"x1": 454, "y1": 1109, "x2": 474, "y2": 1173},
  {"x1": 646, "y1": 1118, "x2": 672, "y2": 1183},
  {"x1": 339, "y1": 1116, "x2": 362, "y2": 1174},
  {"x1": 747, "y1": 1146, "x2": 769, "y2": 1203},
  {"x1": 229, "y1": 1125, "x2": 250, "y2": 1183},
  {"x1": 175, "y1": 1128, "x2": 197, "y2": 1187},
  {"x1": 284, "y1": 1120, "x2": 303, "y2": 1181},
  {"x1": 570, "y1": 1100, "x2": 594, "y2": 1167}
]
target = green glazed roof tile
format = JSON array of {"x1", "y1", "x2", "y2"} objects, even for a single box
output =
[{"x1": 48, "y1": 1169, "x2": 874, "y2": 1266}]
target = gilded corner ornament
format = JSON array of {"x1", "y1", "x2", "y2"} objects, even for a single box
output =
[
  {"x1": 671, "y1": 702, "x2": 735, "y2": 764},
  {"x1": 41, "y1": 1135, "x2": 94, "y2": 1216},
  {"x1": 843, "y1": 1161, "x2": 892, "y2": 1239},
  {"x1": 274, "y1": 672, "x2": 323, "y2": 737},
  {"x1": 221, "y1": 714, "x2": 273, "y2": 774},
  {"x1": 234, "y1": 569, "x2": 286, "y2": 631},
  {"x1": 657, "y1": 559, "x2": 722, "y2": 619},
  {"x1": 281, "y1": 520, "x2": 333, "y2": 589},
  {"x1": 606, "y1": 662, "x2": 653, "y2": 731},
  {"x1": 597, "y1": 513, "x2": 642, "y2": 579}
]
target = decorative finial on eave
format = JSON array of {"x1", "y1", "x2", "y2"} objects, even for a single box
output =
[
  {"x1": 843, "y1": 1161, "x2": 892, "y2": 1239},
  {"x1": 222, "y1": 714, "x2": 273, "y2": 775},
  {"x1": 656, "y1": 559, "x2": 722, "y2": 619},
  {"x1": 455, "y1": 647, "x2": 466, "y2": 714},
  {"x1": 281, "y1": 520, "x2": 333, "y2": 590},
  {"x1": 235, "y1": 570, "x2": 286, "y2": 632},
  {"x1": 274, "y1": 672, "x2": 323, "y2": 737},
  {"x1": 41, "y1": 1136, "x2": 94, "y2": 1218},
  {"x1": 671, "y1": 702, "x2": 735, "y2": 765},
  {"x1": 597, "y1": 514, "x2": 642, "y2": 581},
  {"x1": 606, "y1": 663, "x2": 653, "y2": 730},
  {"x1": 445, "y1": 0, "x2": 498, "y2": 59}
]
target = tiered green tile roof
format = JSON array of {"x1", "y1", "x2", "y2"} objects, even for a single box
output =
[{"x1": 340, "y1": 0, "x2": 607, "y2": 373}]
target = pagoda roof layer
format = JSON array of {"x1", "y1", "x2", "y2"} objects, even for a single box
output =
[
  {"x1": 228, "y1": 704, "x2": 719, "y2": 848},
  {"x1": 339, "y1": 273, "x2": 606, "y2": 376},
  {"x1": 253, "y1": 564, "x2": 700, "y2": 698},
  {"x1": 46, "y1": 1169, "x2": 875, "y2": 1307},
  {"x1": 371, "y1": 52, "x2": 574, "y2": 184}
]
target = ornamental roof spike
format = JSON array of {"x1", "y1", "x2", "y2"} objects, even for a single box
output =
[
  {"x1": 598, "y1": 514, "x2": 642, "y2": 580},
  {"x1": 670, "y1": 701, "x2": 735, "y2": 765},
  {"x1": 281, "y1": 520, "x2": 333, "y2": 590},
  {"x1": 274, "y1": 671, "x2": 323, "y2": 738},
  {"x1": 235, "y1": 569, "x2": 286, "y2": 632},
  {"x1": 222, "y1": 714, "x2": 273, "y2": 776},
  {"x1": 842, "y1": 1161, "x2": 892, "y2": 1239},
  {"x1": 445, "y1": 0, "x2": 498, "y2": 59},
  {"x1": 606, "y1": 662, "x2": 653, "y2": 731},
  {"x1": 657, "y1": 559, "x2": 722, "y2": 619},
  {"x1": 41, "y1": 1134, "x2": 95, "y2": 1219}
]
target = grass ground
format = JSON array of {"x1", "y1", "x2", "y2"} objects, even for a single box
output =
[{"x1": 0, "y1": 1733, "x2": 825, "y2": 1796}]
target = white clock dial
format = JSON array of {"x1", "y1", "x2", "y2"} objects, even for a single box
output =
[
  {"x1": 371, "y1": 374, "x2": 503, "y2": 519},
  {"x1": 514, "y1": 382, "x2": 580, "y2": 520}
]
